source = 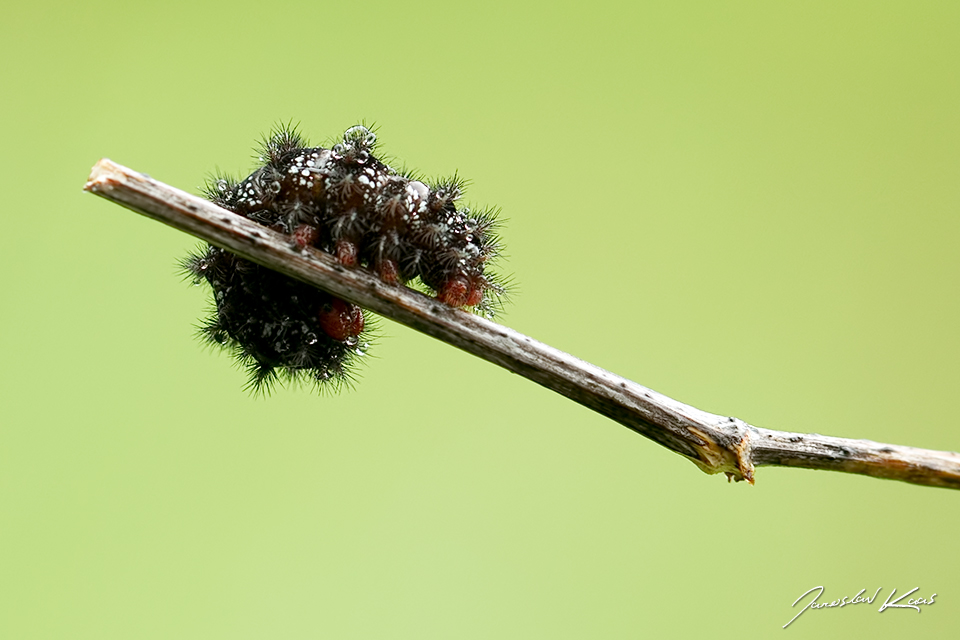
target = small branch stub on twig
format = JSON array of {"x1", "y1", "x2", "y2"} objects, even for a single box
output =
[{"x1": 84, "y1": 158, "x2": 960, "y2": 490}]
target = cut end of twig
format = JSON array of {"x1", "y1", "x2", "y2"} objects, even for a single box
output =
[{"x1": 84, "y1": 158, "x2": 121, "y2": 193}]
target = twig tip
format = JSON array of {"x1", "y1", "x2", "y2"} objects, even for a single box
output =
[{"x1": 84, "y1": 158, "x2": 118, "y2": 193}]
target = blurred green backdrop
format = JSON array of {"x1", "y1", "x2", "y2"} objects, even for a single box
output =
[{"x1": 1, "y1": 1, "x2": 958, "y2": 638}]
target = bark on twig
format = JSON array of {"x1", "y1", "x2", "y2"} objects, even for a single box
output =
[{"x1": 83, "y1": 158, "x2": 960, "y2": 490}]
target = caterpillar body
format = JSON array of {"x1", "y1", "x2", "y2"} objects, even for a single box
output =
[{"x1": 182, "y1": 124, "x2": 506, "y2": 393}]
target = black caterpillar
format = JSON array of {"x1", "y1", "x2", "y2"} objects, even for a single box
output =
[{"x1": 182, "y1": 124, "x2": 506, "y2": 393}]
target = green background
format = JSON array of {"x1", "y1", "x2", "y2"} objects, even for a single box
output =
[{"x1": 2, "y1": 1, "x2": 957, "y2": 637}]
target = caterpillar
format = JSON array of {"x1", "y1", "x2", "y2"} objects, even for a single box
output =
[{"x1": 182, "y1": 124, "x2": 507, "y2": 393}]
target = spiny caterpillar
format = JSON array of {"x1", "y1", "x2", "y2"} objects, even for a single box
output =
[{"x1": 182, "y1": 124, "x2": 507, "y2": 393}]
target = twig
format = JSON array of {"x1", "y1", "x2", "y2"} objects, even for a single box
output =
[{"x1": 83, "y1": 158, "x2": 960, "y2": 490}]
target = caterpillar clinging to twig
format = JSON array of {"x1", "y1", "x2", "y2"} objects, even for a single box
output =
[{"x1": 181, "y1": 124, "x2": 508, "y2": 393}]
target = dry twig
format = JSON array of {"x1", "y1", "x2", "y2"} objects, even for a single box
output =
[{"x1": 84, "y1": 158, "x2": 960, "y2": 490}]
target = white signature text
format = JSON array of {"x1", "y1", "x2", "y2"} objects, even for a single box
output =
[{"x1": 783, "y1": 585, "x2": 936, "y2": 628}]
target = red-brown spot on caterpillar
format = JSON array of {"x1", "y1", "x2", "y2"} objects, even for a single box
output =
[
  {"x1": 293, "y1": 223, "x2": 319, "y2": 248},
  {"x1": 377, "y1": 258, "x2": 400, "y2": 284},
  {"x1": 465, "y1": 279, "x2": 485, "y2": 307},
  {"x1": 436, "y1": 275, "x2": 470, "y2": 307},
  {"x1": 335, "y1": 239, "x2": 358, "y2": 267},
  {"x1": 318, "y1": 298, "x2": 365, "y2": 341}
]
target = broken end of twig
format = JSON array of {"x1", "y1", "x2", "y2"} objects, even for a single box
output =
[
  {"x1": 84, "y1": 158, "x2": 122, "y2": 193},
  {"x1": 687, "y1": 425, "x2": 755, "y2": 484}
]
